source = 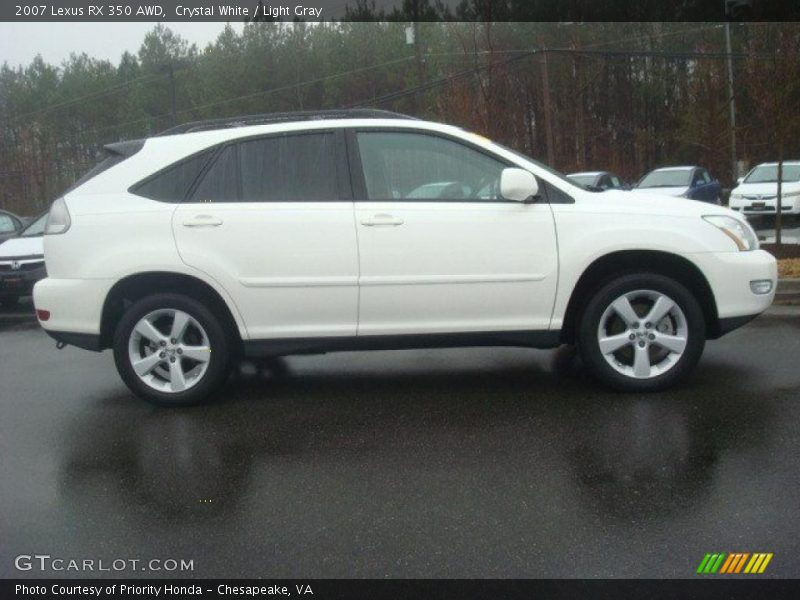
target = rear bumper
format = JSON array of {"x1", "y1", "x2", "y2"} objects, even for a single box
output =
[
  {"x1": 44, "y1": 329, "x2": 102, "y2": 352},
  {"x1": 729, "y1": 197, "x2": 800, "y2": 215},
  {"x1": 33, "y1": 277, "x2": 113, "y2": 335}
]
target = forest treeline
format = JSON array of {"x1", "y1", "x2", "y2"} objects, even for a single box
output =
[{"x1": 1, "y1": 19, "x2": 799, "y2": 216}]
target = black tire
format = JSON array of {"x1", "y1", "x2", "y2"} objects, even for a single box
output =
[
  {"x1": 576, "y1": 273, "x2": 706, "y2": 392},
  {"x1": 113, "y1": 293, "x2": 231, "y2": 407}
]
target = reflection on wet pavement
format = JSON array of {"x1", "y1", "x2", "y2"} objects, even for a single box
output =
[{"x1": 1, "y1": 313, "x2": 799, "y2": 578}]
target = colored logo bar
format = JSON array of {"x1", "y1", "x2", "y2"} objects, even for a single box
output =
[{"x1": 696, "y1": 553, "x2": 773, "y2": 574}]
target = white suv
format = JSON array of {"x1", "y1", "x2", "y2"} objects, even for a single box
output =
[{"x1": 34, "y1": 110, "x2": 777, "y2": 406}]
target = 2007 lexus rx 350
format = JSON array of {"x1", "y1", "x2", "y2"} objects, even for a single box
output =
[{"x1": 33, "y1": 110, "x2": 777, "y2": 406}]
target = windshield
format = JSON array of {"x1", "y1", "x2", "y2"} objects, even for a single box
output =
[
  {"x1": 567, "y1": 174, "x2": 597, "y2": 186},
  {"x1": 638, "y1": 169, "x2": 692, "y2": 188},
  {"x1": 20, "y1": 213, "x2": 47, "y2": 237},
  {"x1": 744, "y1": 164, "x2": 800, "y2": 184}
]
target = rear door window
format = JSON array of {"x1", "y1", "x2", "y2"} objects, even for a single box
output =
[
  {"x1": 191, "y1": 146, "x2": 240, "y2": 203},
  {"x1": 239, "y1": 132, "x2": 338, "y2": 202}
]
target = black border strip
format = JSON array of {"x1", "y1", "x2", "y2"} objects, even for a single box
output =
[
  {"x1": 4, "y1": 578, "x2": 800, "y2": 600},
  {"x1": 3, "y1": 1, "x2": 800, "y2": 22}
]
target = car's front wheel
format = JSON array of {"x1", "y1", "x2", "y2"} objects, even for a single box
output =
[
  {"x1": 113, "y1": 293, "x2": 231, "y2": 406},
  {"x1": 576, "y1": 273, "x2": 706, "y2": 392}
]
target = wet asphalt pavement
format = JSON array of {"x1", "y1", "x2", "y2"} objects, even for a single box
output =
[{"x1": 1, "y1": 309, "x2": 799, "y2": 579}]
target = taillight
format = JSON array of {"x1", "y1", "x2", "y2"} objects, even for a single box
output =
[
  {"x1": 45, "y1": 197, "x2": 71, "y2": 235},
  {"x1": 36, "y1": 309, "x2": 50, "y2": 321}
]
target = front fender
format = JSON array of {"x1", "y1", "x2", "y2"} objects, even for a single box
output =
[{"x1": 549, "y1": 209, "x2": 735, "y2": 328}]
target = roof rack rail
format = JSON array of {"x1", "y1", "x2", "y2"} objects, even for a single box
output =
[{"x1": 157, "y1": 109, "x2": 417, "y2": 136}]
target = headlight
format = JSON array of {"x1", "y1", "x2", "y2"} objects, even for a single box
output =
[
  {"x1": 44, "y1": 197, "x2": 71, "y2": 235},
  {"x1": 729, "y1": 193, "x2": 743, "y2": 201},
  {"x1": 781, "y1": 190, "x2": 800, "y2": 198},
  {"x1": 703, "y1": 215, "x2": 759, "y2": 251}
]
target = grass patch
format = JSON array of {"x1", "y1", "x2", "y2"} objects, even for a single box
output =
[{"x1": 778, "y1": 258, "x2": 800, "y2": 279}]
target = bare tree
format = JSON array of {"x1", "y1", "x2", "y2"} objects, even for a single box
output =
[{"x1": 744, "y1": 24, "x2": 800, "y2": 247}]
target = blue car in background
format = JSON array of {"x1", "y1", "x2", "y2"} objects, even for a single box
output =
[{"x1": 632, "y1": 166, "x2": 722, "y2": 204}]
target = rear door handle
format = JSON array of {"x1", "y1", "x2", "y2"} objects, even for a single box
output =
[
  {"x1": 360, "y1": 214, "x2": 404, "y2": 227},
  {"x1": 182, "y1": 214, "x2": 223, "y2": 227}
]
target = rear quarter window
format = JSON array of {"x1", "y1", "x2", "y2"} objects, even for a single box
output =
[{"x1": 131, "y1": 149, "x2": 216, "y2": 202}]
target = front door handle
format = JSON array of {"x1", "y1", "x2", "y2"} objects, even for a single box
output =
[
  {"x1": 182, "y1": 214, "x2": 223, "y2": 227},
  {"x1": 360, "y1": 214, "x2": 404, "y2": 227}
]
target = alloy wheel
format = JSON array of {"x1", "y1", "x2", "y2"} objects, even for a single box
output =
[
  {"x1": 596, "y1": 289, "x2": 688, "y2": 379},
  {"x1": 127, "y1": 308, "x2": 211, "y2": 393}
]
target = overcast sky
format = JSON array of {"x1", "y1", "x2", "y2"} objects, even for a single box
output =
[{"x1": 0, "y1": 22, "x2": 246, "y2": 68}]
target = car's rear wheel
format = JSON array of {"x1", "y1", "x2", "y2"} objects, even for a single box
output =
[
  {"x1": 113, "y1": 293, "x2": 231, "y2": 406},
  {"x1": 576, "y1": 273, "x2": 706, "y2": 392}
]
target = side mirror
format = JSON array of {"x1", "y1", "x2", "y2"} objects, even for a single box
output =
[
  {"x1": 736, "y1": 177, "x2": 744, "y2": 185},
  {"x1": 501, "y1": 168, "x2": 539, "y2": 202}
]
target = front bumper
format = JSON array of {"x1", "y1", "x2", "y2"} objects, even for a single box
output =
[
  {"x1": 0, "y1": 264, "x2": 46, "y2": 297},
  {"x1": 688, "y1": 249, "x2": 777, "y2": 336},
  {"x1": 716, "y1": 313, "x2": 761, "y2": 337},
  {"x1": 729, "y1": 197, "x2": 800, "y2": 215}
]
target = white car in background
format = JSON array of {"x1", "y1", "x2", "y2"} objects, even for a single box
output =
[
  {"x1": 0, "y1": 209, "x2": 27, "y2": 243},
  {"x1": 33, "y1": 110, "x2": 776, "y2": 406},
  {"x1": 729, "y1": 161, "x2": 800, "y2": 217},
  {"x1": 0, "y1": 213, "x2": 47, "y2": 307}
]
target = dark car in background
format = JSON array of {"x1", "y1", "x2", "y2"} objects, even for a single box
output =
[
  {"x1": 632, "y1": 166, "x2": 722, "y2": 204},
  {"x1": 567, "y1": 171, "x2": 629, "y2": 191},
  {"x1": 0, "y1": 212, "x2": 47, "y2": 307},
  {"x1": 0, "y1": 209, "x2": 27, "y2": 243}
]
